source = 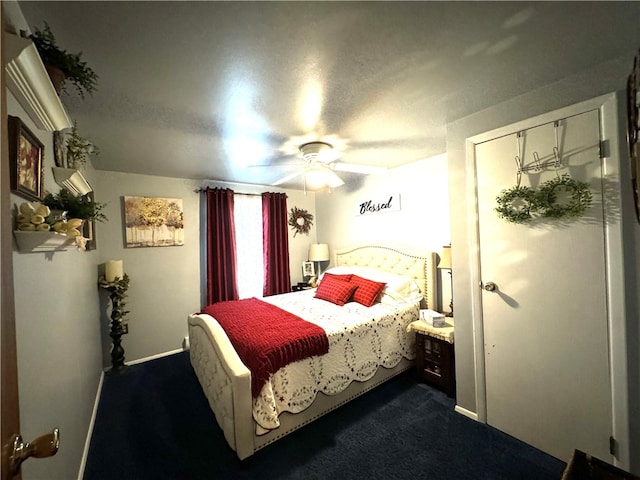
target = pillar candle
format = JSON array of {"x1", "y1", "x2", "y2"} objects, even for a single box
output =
[{"x1": 105, "y1": 260, "x2": 124, "y2": 282}]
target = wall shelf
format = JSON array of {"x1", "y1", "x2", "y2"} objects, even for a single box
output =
[
  {"x1": 13, "y1": 231, "x2": 76, "y2": 253},
  {"x1": 4, "y1": 33, "x2": 72, "y2": 132},
  {"x1": 52, "y1": 167, "x2": 92, "y2": 196}
]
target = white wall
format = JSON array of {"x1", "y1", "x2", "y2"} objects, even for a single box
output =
[
  {"x1": 8, "y1": 94, "x2": 103, "y2": 480},
  {"x1": 315, "y1": 154, "x2": 451, "y2": 311}
]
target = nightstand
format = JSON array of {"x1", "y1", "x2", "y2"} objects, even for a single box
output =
[
  {"x1": 407, "y1": 319, "x2": 456, "y2": 398},
  {"x1": 291, "y1": 283, "x2": 312, "y2": 292}
]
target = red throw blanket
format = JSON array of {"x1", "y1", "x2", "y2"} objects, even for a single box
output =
[{"x1": 202, "y1": 297, "x2": 329, "y2": 397}]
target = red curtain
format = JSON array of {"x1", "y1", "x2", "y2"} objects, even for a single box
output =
[
  {"x1": 262, "y1": 192, "x2": 291, "y2": 296},
  {"x1": 205, "y1": 188, "x2": 239, "y2": 304}
]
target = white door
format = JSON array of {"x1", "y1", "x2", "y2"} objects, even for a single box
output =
[{"x1": 475, "y1": 109, "x2": 612, "y2": 461}]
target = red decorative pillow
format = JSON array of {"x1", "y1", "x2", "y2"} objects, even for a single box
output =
[
  {"x1": 314, "y1": 275, "x2": 357, "y2": 306},
  {"x1": 349, "y1": 275, "x2": 386, "y2": 307},
  {"x1": 321, "y1": 272, "x2": 353, "y2": 283}
]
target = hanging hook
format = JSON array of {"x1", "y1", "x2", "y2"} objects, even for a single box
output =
[
  {"x1": 515, "y1": 131, "x2": 524, "y2": 175},
  {"x1": 532, "y1": 151, "x2": 542, "y2": 171},
  {"x1": 553, "y1": 120, "x2": 562, "y2": 168}
]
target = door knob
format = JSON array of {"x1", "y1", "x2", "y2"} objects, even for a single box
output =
[
  {"x1": 9, "y1": 428, "x2": 59, "y2": 475},
  {"x1": 483, "y1": 282, "x2": 498, "y2": 292}
]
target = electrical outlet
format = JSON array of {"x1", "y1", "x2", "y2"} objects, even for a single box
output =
[{"x1": 121, "y1": 323, "x2": 128, "y2": 335}]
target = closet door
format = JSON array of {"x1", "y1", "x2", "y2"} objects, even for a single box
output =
[{"x1": 475, "y1": 109, "x2": 612, "y2": 461}]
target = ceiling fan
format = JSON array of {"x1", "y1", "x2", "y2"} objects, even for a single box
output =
[{"x1": 271, "y1": 141, "x2": 387, "y2": 190}]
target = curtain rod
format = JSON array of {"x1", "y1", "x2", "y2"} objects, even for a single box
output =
[
  {"x1": 194, "y1": 188, "x2": 260, "y2": 197},
  {"x1": 194, "y1": 188, "x2": 286, "y2": 198}
]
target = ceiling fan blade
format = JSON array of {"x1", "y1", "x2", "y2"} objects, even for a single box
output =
[
  {"x1": 332, "y1": 162, "x2": 387, "y2": 175},
  {"x1": 248, "y1": 152, "x2": 300, "y2": 167},
  {"x1": 272, "y1": 170, "x2": 304, "y2": 186},
  {"x1": 249, "y1": 160, "x2": 301, "y2": 168}
]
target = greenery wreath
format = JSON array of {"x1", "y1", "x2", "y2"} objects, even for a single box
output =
[
  {"x1": 495, "y1": 185, "x2": 537, "y2": 224},
  {"x1": 288, "y1": 207, "x2": 314, "y2": 236},
  {"x1": 535, "y1": 174, "x2": 592, "y2": 219}
]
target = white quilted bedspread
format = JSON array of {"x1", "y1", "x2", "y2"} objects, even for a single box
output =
[{"x1": 252, "y1": 289, "x2": 419, "y2": 432}]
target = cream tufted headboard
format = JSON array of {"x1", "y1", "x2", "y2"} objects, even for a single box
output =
[{"x1": 334, "y1": 245, "x2": 437, "y2": 310}]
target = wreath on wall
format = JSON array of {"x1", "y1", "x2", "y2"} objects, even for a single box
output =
[
  {"x1": 288, "y1": 207, "x2": 313, "y2": 236},
  {"x1": 535, "y1": 174, "x2": 592, "y2": 219}
]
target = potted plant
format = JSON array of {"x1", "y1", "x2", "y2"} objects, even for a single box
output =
[
  {"x1": 65, "y1": 121, "x2": 100, "y2": 169},
  {"x1": 43, "y1": 189, "x2": 108, "y2": 223},
  {"x1": 29, "y1": 22, "x2": 98, "y2": 99}
]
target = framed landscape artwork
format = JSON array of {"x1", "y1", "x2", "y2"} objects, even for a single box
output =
[
  {"x1": 8, "y1": 116, "x2": 44, "y2": 201},
  {"x1": 123, "y1": 196, "x2": 184, "y2": 248}
]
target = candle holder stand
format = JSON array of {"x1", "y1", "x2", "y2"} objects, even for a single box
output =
[{"x1": 98, "y1": 274, "x2": 130, "y2": 372}]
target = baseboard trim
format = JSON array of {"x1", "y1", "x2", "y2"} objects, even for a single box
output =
[
  {"x1": 454, "y1": 404, "x2": 479, "y2": 421},
  {"x1": 125, "y1": 348, "x2": 184, "y2": 366},
  {"x1": 77, "y1": 371, "x2": 104, "y2": 480}
]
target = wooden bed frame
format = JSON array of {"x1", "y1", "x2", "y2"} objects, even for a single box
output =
[{"x1": 188, "y1": 244, "x2": 437, "y2": 460}]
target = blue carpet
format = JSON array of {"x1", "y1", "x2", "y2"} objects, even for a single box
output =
[{"x1": 84, "y1": 351, "x2": 565, "y2": 479}]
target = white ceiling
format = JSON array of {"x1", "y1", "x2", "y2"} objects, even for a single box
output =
[{"x1": 17, "y1": 1, "x2": 640, "y2": 190}]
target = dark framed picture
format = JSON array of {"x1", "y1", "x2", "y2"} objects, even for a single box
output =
[
  {"x1": 8, "y1": 116, "x2": 44, "y2": 201},
  {"x1": 302, "y1": 261, "x2": 315, "y2": 278},
  {"x1": 53, "y1": 130, "x2": 65, "y2": 167}
]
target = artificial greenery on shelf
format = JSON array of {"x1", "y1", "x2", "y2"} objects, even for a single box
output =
[
  {"x1": 29, "y1": 22, "x2": 98, "y2": 99},
  {"x1": 43, "y1": 189, "x2": 107, "y2": 223},
  {"x1": 65, "y1": 121, "x2": 100, "y2": 168}
]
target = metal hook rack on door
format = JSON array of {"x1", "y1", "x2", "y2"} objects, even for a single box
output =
[{"x1": 515, "y1": 120, "x2": 563, "y2": 174}]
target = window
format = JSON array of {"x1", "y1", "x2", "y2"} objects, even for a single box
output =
[{"x1": 233, "y1": 194, "x2": 264, "y2": 299}]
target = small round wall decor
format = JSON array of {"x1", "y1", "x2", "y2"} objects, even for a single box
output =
[
  {"x1": 535, "y1": 174, "x2": 592, "y2": 219},
  {"x1": 288, "y1": 207, "x2": 313, "y2": 236},
  {"x1": 495, "y1": 185, "x2": 537, "y2": 224}
]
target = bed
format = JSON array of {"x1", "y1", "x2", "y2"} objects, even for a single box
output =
[{"x1": 188, "y1": 244, "x2": 436, "y2": 459}]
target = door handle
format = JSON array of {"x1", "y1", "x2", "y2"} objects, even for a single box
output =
[
  {"x1": 8, "y1": 428, "x2": 59, "y2": 475},
  {"x1": 483, "y1": 282, "x2": 498, "y2": 292}
]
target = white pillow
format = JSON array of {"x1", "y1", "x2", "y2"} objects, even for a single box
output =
[{"x1": 322, "y1": 266, "x2": 423, "y2": 305}]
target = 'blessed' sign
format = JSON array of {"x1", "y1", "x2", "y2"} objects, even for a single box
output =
[{"x1": 356, "y1": 194, "x2": 401, "y2": 216}]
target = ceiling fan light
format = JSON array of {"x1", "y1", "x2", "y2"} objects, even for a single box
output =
[
  {"x1": 326, "y1": 171, "x2": 345, "y2": 188},
  {"x1": 305, "y1": 167, "x2": 344, "y2": 190}
]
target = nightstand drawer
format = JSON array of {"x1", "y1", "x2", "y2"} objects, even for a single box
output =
[
  {"x1": 422, "y1": 363, "x2": 446, "y2": 388},
  {"x1": 421, "y1": 337, "x2": 445, "y2": 362}
]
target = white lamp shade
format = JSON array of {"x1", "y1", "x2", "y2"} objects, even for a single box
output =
[
  {"x1": 309, "y1": 243, "x2": 330, "y2": 262},
  {"x1": 438, "y1": 246, "x2": 452, "y2": 269}
]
